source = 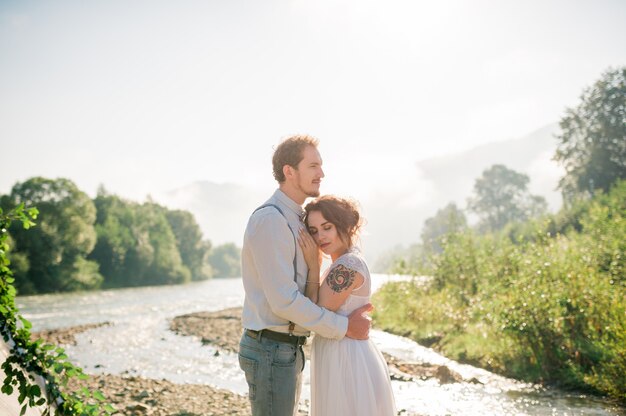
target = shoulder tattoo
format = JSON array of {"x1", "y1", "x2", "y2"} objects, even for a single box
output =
[{"x1": 325, "y1": 264, "x2": 356, "y2": 294}]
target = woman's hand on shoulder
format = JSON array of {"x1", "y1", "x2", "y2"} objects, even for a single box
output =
[{"x1": 298, "y1": 228, "x2": 321, "y2": 271}]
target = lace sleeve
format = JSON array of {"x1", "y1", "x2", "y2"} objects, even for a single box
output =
[
  {"x1": 334, "y1": 253, "x2": 368, "y2": 279},
  {"x1": 332, "y1": 252, "x2": 370, "y2": 295}
]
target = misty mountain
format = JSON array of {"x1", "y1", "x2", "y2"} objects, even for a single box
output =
[
  {"x1": 416, "y1": 122, "x2": 562, "y2": 211},
  {"x1": 156, "y1": 123, "x2": 564, "y2": 267}
]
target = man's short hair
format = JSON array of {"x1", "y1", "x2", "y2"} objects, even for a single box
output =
[{"x1": 272, "y1": 135, "x2": 319, "y2": 183}]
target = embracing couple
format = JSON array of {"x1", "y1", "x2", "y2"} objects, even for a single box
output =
[{"x1": 238, "y1": 135, "x2": 396, "y2": 415}]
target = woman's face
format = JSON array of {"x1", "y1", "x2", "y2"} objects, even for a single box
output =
[{"x1": 306, "y1": 210, "x2": 348, "y2": 258}]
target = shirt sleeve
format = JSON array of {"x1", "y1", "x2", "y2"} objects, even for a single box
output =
[{"x1": 246, "y1": 209, "x2": 348, "y2": 339}]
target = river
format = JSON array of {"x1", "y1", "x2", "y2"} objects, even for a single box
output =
[{"x1": 16, "y1": 276, "x2": 624, "y2": 416}]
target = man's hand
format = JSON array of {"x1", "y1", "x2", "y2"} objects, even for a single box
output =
[{"x1": 345, "y1": 303, "x2": 373, "y2": 340}]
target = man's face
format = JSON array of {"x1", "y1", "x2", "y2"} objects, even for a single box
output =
[{"x1": 293, "y1": 145, "x2": 324, "y2": 198}]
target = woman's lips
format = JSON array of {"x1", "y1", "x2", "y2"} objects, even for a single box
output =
[{"x1": 320, "y1": 242, "x2": 330, "y2": 249}]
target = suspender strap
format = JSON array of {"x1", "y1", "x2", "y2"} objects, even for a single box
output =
[{"x1": 253, "y1": 203, "x2": 298, "y2": 335}]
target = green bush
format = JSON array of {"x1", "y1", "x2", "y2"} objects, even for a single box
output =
[{"x1": 373, "y1": 180, "x2": 626, "y2": 401}]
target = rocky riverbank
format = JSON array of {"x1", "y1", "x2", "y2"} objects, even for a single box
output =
[
  {"x1": 32, "y1": 322, "x2": 254, "y2": 415},
  {"x1": 65, "y1": 374, "x2": 252, "y2": 416},
  {"x1": 170, "y1": 307, "x2": 471, "y2": 385},
  {"x1": 29, "y1": 307, "x2": 476, "y2": 415},
  {"x1": 32, "y1": 322, "x2": 112, "y2": 346}
]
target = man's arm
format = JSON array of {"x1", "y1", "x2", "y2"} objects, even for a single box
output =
[
  {"x1": 247, "y1": 210, "x2": 349, "y2": 339},
  {"x1": 346, "y1": 304, "x2": 373, "y2": 340}
]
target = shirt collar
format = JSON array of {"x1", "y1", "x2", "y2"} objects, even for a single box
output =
[{"x1": 274, "y1": 189, "x2": 306, "y2": 219}]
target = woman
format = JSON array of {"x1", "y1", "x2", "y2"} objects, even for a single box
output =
[{"x1": 298, "y1": 195, "x2": 396, "y2": 416}]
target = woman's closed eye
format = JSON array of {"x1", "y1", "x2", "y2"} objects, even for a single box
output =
[{"x1": 308, "y1": 228, "x2": 318, "y2": 235}]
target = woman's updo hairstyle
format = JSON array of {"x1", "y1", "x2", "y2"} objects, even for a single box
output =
[{"x1": 304, "y1": 195, "x2": 363, "y2": 247}]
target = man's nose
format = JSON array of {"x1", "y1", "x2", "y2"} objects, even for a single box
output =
[{"x1": 319, "y1": 167, "x2": 325, "y2": 178}]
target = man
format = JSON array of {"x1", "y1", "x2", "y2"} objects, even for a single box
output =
[{"x1": 239, "y1": 135, "x2": 372, "y2": 415}]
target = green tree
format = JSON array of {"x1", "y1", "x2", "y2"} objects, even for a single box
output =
[
  {"x1": 468, "y1": 164, "x2": 547, "y2": 232},
  {"x1": 140, "y1": 202, "x2": 191, "y2": 285},
  {"x1": 208, "y1": 243, "x2": 241, "y2": 277},
  {"x1": 90, "y1": 191, "x2": 191, "y2": 287},
  {"x1": 166, "y1": 210, "x2": 213, "y2": 281},
  {"x1": 1, "y1": 177, "x2": 102, "y2": 294},
  {"x1": 89, "y1": 190, "x2": 136, "y2": 286},
  {"x1": 555, "y1": 67, "x2": 626, "y2": 200},
  {"x1": 421, "y1": 202, "x2": 467, "y2": 254}
]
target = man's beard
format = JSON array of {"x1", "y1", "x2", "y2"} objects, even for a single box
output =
[{"x1": 297, "y1": 180, "x2": 320, "y2": 198}]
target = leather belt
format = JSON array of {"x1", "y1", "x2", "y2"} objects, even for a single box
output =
[{"x1": 245, "y1": 329, "x2": 307, "y2": 346}]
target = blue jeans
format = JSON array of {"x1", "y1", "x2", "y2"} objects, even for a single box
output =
[{"x1": 238, "y1": 331, "x2": 306, "y2": 416}]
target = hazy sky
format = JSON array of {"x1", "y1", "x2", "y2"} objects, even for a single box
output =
[{"x1": 1, "y1": 0, "x2": 625, "y2": 205}]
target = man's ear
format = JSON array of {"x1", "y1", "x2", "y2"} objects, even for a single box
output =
[{"x1": 283, "y1": 164, "x2": 294, "y2": 180}]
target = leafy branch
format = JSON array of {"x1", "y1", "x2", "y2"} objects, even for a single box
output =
[{"x1": 1, "y1": 204, "x2": 116, "y2": 415}]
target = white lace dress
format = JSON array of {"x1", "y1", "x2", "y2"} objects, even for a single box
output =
[{"x1": 310, "y1": 249, "x2": 396, "y2": 416}]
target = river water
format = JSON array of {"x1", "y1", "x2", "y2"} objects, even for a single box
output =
[{"x1": 16, "y1": 276, "x2": 624, "y2": 416}]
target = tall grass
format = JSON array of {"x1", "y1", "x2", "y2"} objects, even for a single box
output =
[{"x1": 373, "y1": 181, "x2": 626, "y2": 401}]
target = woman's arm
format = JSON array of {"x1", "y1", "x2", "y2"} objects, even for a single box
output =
[{"x1": 317, "y1": 264, "x2": 364, "y2": 312}]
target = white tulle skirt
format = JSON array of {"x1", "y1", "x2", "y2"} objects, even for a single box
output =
[{"x1": 310, "y1": 335, "x2": 397, "y2": 416}]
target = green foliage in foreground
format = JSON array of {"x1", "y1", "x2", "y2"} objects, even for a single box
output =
[
  {"x1": 1, "y1": 205, "x2": 116, "y2": 415},
  {"x1": 373, "y1": 180, "x2": 626, "y2": 401}
]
